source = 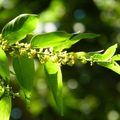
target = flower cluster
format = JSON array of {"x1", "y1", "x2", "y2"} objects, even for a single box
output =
[
  {"x1": 0, "y1": 77, "x2": 19, "y2": 99},
  {"x1": 9, "y1": 42, "x2": 30, "y2": 58},
  {"x1": 0, "y1": 40, "x2": 10, "y2": 51},
  {"x1": 53, "y1": 51, "x2": 77, "y2": 66},
  {"x1": 37, "y1": 48, "x2": 51, "y2": 64},
  {"x1": 37, "y1": 49, "x2": 77, "y2": 66},
  {"x1": 28, "y1": 49, "x2": 37, "y2": 58},
  {"x1": 0, "y1": 40, "x2": 87, "y2": 66}
]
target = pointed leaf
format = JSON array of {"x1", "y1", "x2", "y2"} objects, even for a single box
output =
[
  {"x1": 76, "y1": 50, "x2": 104, "y2": 60},
  {"x1": 12, "y1": 53, "x2": 35, "y2": 107},
  {"x1": 30, "y1": 32, "x2": 99, "y2": 51},
  {"x1": 102, "y1": 44, "x2": 117, "y2": 60},
  {"x1": 54, "y1": 33, "x2": 100, "y2": 51},
  {"x1": 70, "y1": 33, "x2": 100, "y2": 41},
  {"x1": 2, "y1": 14, "x2": 38, "y2": 44},
  {"x1": 44, "y1": 60, "x2": 63, "y2": 115},
  {"x1": 30, "y1": 31, "x2": 72, "y2": 48},
  {"x1": 0, "y1": 97, "x2": 11, "y2": 120},
  {"x1": 93, "y1": 44, "x2": 117, "y2": 61},
  {"x1": 98, "y1": 61, "x2": 120, "y2": 74},
  {"x1": 0, "y1": 48, "x2": 10, "y2": 83}
]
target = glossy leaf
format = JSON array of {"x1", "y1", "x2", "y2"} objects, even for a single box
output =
[
  {"x1": 76, "y1": 50, "x2": 104, "y2": 60},
  {"x1": 2, "y1": 14, "x2": 38, "y2": 44},
  {"x1": 12, "y1": 53, "x2": 35, "y2": 107},
  {"x1": 44, "y1": 60, "x2": 63, "y2": 115},
  {"x1": 30, "y1": 31, "x2": 72, "y2": 48},
  {"x1": 98, "y1": 61, "x2": 120, "y2": 74},
  {"x1": 30, "y1": 32, "x2": 99, "y2": 51},
  {"x1": 102, "y1": 44, "x2": 117, "y2": 60},
  {"x1": 112, "y1": 54, "x2": 120, "y2": 61},
  {"x1": 93, "y1": 44, "x2": 117, "y2": 61},
  {"x1": 92, "y1": 54, "x2": 104, "y2": 61},
  {"x1": 76, "y1": 52, "x2": 88, "y2": 58},
  {"x1": 0, "y1": 48, "x2": 10, "y2": 83},
  {"x1": 0, "y1": 97, "x2": 11, "y2": 120},
  {"x1": 70, "y1": 33, "x2": 100, "y2": 40},
  {"x1": 54, "y1": 33, "x2": 100, "y2": 51}
]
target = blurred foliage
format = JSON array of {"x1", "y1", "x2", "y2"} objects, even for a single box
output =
[{"x1": 1, "y1": 0, "x2": 120, "y2": 120}]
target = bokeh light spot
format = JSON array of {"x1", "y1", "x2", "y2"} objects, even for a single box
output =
[
  {"x1": 33, "y1": 22, "x2": 42, "y2": 35},
  {"x1": 36, "y1": 79, "x2": 48, "y2": 95},
  {"x1": 2, "y1": 0, "x2": 15, "y2": 9},
  {"x1": 107, "y1": 110, "x2": 119, "y2": 120},
  {"x1": 73, "y1": 22, "x2": 85, "y2": 33},
  {"x1": 74, "y1": 9, "x2": 86, "y2": 20},
  {"x1": 78, "y1": 95, "x2": 99, "y2": 114},
  {"x1": 43, "y1": 22, "x2": 57, "y2": 33},
  {"x1": 11, "y1": 108, "x2": 22, "y2": 119},
  {"x1": 67, "y1": 79, "x2": 78, "y2": 89},
  {"x1": 55, "y1": 5, "x2": 66, "y2": 17}
]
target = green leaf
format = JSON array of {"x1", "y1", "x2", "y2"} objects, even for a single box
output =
[
  {"x1": 70, "y1": 33, "x2": 100, "y2": 40},
  {"x1": 9, "y1": 70, "x2": 15, "y2": 75},
  {"x1": 92, "y1": 54, "x2": 104, "y2": 61},
  {"x1": 2, "y1": 14, "x2": 38, "y2": 44},
  {"x1": 98, "y1": 61, "x2": 120, "y2": 75},
  {"x1": 12, "y1": 53, "x2": 35, "y2": 107},
  {"x1": 0, "y1": 48, "x2": 10, "y2": 83},
  {"x1": 44, "y1": 60, "x2": 63, "y2": 115},
  {"x1": 102, "y1": 44, "x2": 117, "y2": 60},
  {"x1": 54, "y1": 33, "x2": 100, "y2": 51},
  {"x1": 92, "y1": 44, "x2": 117, "y2": 61},
  {"x1": 30, "y1": 32, "x2": 99, "y2": 51},
  {"x1": 112, "y1": 54, "x2": 120, "y2": 61},
  {"x1": 76, "y1": 50, "x2": 104, "y2": 60},
  {"x1": 88, "y1": 50, "x2": 104, "y2": 56},
  {"x1": 76, "y1": 52, "x2": 88, "y2": 58},
  {"x1": 30, "y1": 31, "x2": 72, "y2": 48},
  {"x1": 0, "y1": 97, "x2": 11, "y2": 120}
]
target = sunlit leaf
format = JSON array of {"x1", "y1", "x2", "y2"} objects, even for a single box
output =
[
  {"x1": 54, "y1": 33, "x2": 100, "y2": 51},
  {"x1": 92, "y1": 54, "x2": 104, "y2": 60},
  {"x1": 2, "y1": 14, "x2": 38, "y2": 44},
  {"x1": 30, "y1": 32, "x2": 99, "y2": 51},
  {"x1": 30, "y1": 31, "x2": 72, "y2": 48},
  {"x1": 70, "y1": 33, "x2": 100, "y2": 40},
  {"x1": 76, "y1": 50, "x2": 104, "y2": 60},
  {"x1": 98, "y1": 61, "x2": 120, "y2": 75},
  {"x1": 93, "y1": 44, "x2": 117, "y2": 61},
  {"x1": 88, "y1": 50, "x2": 104, "y2": 56},
  {"x1": 0, "y1": 48, "x2": 10, "y2": 83},
  {"x1": 102, "y1": 44, "x2": 117, "y2": 60},
  {"x1": 112, "y1": 54, "x2": 120, "y2": 61},
  {"x1": 0, "y1": 97, "x2": 11, "y2": 120},
  {"x1": 12, "y1": 53, "x2": 35, "y2": 107},
  {"x1": 76, "y1": 52, "x2": 88, "y2": 58},
  {"x1": 44, "y1": 60, "x2": 63, "y2": 115},
  {"x1": 9, "y1": 70, "x2": 15, "y2": 75}
]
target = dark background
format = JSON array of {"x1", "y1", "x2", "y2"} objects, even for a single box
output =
[{"x1": 1, "y1": 0, "x2": 120, "y2": 120}]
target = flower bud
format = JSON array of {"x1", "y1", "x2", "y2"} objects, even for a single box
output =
[{"x1": 51, "y1": 55, "x2": 58, "y2": 63}]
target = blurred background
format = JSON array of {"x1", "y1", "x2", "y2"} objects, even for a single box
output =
[{"x1": 1, "y1": 0, "x2": 120, "y2": 120}]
